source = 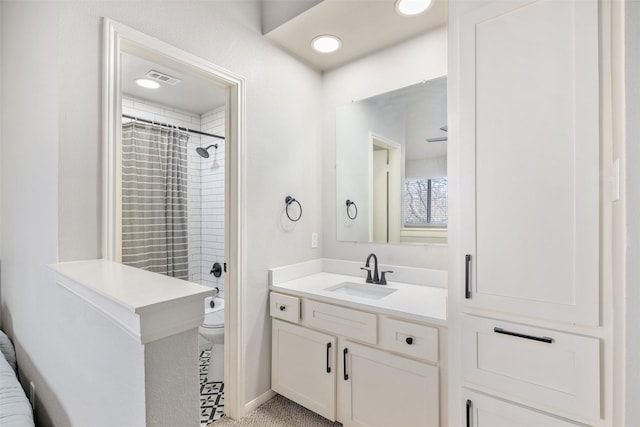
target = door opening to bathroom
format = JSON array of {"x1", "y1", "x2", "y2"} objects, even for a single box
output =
[
  {"x1": 120, "y1": 53, "x2": 228, "y2": 424},
  {"x1": 103, "y1": 19, "x2": 247, "y2": 422}
]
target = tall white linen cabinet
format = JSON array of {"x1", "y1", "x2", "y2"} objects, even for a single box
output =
[{"x1": 449, "y1": 0, "x2": 621, "y2": 425}]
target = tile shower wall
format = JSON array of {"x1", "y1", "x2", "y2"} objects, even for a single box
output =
[
  {"x1": 199, "y1": 106, "x2": 225, "y2": 296},
  {"x1": 122, "y1": 95, "x2": 225, "y2": 295}
]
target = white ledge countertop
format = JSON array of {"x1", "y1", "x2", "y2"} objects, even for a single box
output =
[
  {"x1": 49, "y1": 259, "x2": 215, "y2": 343},
  {"x1": 270, "y1": 272, "x2": 447, "y2": 326}
]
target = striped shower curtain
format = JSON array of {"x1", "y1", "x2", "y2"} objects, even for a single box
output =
[{"x1": 121, "y1": 122, "x2": 189, "y2": 280}]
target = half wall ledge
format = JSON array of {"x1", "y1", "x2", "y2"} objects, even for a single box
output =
[{"x1": 48, "y1": 259, "x2": 215, "y2": 344}]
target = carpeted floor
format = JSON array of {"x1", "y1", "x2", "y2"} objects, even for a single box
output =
[{"x1": 209, "y1": 395, "x2": 342, "y2": 427}]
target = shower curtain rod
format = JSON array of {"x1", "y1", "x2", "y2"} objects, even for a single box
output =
[{"x1": 122, "y1": 114, "x2": 225, "y2": 140}]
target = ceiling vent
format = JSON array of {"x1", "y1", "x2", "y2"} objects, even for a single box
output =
[{"x1": 144, "y1": 70, "x2": 181, "y2": 86}]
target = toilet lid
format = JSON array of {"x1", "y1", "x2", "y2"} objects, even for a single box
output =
[{"x1": 203, "y1": 310, "x2": 224, "y2": 328}]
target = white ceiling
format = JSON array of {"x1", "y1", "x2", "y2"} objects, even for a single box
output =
[
  {"x1": 121, "y1": 1, "x2": 447, "y2": 111},
  {"x1": 264, "y1": 0, "x2": 448, "y2": 71},
  {"x1": 121, "y1": 52, "x2": 226, "y2": 115}
]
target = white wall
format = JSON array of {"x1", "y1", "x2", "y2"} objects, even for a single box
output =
[
  {"x1": 0, "y1": 3, "x2": 63, "y2": 425},
  {"x1": 625, "y1": 1, "x2": 640, "y2": 423},
  {"x1": 46, "y1": 279, "x2": 147, "y2": 426},
  {"x1": 261, "y1": 0, "x2": 323, "y2": 34},
  {"x1": 1, "y1": 1, "x2": 322, "y2": 424},
  {"x1": 322, "y1": 27, "x2": 448, "y2": 269},
  {"x1": 145, "y1": 330, "x2": 200, "y2": 427},
  {"x1": 406, "y1": 156, "x2": 446, "y2": 178}
]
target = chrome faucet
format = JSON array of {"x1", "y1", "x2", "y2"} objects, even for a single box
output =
[{"x1": 361, "y1": 253, "x2": 379, "y2": 284}]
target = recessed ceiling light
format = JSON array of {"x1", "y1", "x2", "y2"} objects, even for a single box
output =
[
  {"x1": 395, "y1": 0, "x2": 433, "y2": 16},
  {"x1": 312, "y1": 35, "x2": 342, "y2": 53},
  {"x1": 135, "y1": 78, "x2": 160, "y2": 89}
]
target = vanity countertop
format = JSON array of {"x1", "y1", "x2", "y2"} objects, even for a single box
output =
[{"x1": 270, "y1": 272, "x2": 447, "y2": 326}]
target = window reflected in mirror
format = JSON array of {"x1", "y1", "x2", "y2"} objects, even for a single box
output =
[{"x1": 404, "y1": 177, "x2": 448, "y2": 227}]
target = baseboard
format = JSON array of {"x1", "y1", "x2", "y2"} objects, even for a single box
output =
[{"x1": 244, "y1": 389, "x2": 277, "y2": 414}]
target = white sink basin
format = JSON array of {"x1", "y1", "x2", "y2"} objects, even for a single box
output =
[{"x1": 324, "y1": 282, "x2": 397, "y2": 300}]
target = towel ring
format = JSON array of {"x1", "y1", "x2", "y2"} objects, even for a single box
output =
[
  {"x1": 346, "y1": 200, "x2": 358, "y2": 220},
  {"x1": 285, "y1": 196, "x2": 302, "y2": 222}
]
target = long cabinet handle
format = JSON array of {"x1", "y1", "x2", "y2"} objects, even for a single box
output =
[
  {"x1": 465, "y1": 254, "x2": 471, "y2": 299},
  {"x1": 326, "y1": 343, "x2": 332, "y2": 373},
  {"x1": 494, "y1": 327, "x2": 554, "y2": 344},
  {"x1": 466, "y1": 400, "x2": 472, "y2": 427},
  {"x1": 343, "y1": 348, "x2": 349, "y2": 381}
]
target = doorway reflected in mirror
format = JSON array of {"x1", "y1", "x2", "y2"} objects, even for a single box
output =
[{"x1": 120, "y1": 51, "x2": 227, "y2": 291}]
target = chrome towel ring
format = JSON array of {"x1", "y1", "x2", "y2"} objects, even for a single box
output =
[
  {"x1": 285, "y1": 196, "x2": 302, "y2": 222},
  {"x1": 346, "y1": 200, "x2": 358, "y2": 220}
]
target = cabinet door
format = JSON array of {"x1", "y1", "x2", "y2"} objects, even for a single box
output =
[
  {"x1": 338, "y1": 340, "x2": 439, "y2": 427},
  {"x1": 460, "y1": 0, "x2": 600, "y2": 325},
  {"x1": 272, "y1": 319, "x2": 336, "y2": 420},
  {"x1": 464, "y1": 389, "x2": 584, "y2": 427}
]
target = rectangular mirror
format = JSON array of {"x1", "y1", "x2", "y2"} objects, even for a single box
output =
[{"x1": 336, "y1": 76, "x2": 447, "y2": 244}]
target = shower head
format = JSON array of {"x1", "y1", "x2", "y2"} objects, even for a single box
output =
[{"x1": 196, "y1": 144, "x2": 218, "y2": 158}]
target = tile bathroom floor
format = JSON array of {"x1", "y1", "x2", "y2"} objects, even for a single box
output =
[{"x1": 200, "y1": 349, "x2": 225, "y2": 425}]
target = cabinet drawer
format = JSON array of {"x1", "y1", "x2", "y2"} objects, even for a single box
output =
[
  {"x1": 379, "y1": 317, "x2": 438, "y2": 363},
  {"x1": 464, "y1": 389, "x2": 584, "y2": 427},
  {"x1": 270, "y1": 292, "x2": 300, "y2": 323},
  {"x1": 462, "y1": 315, "x2": 600, "y2": 421},
  {"x1": 302, "y1": 299, "x2": 377, "y2": 344}
]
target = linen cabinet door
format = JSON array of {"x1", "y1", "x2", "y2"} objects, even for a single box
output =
[
  {"x1": 338, "y1": 340, "x2": 439, "y2": 427},
  {"x1": 459, "y1": 0, "x2": 600, "y2": 325},
  {"x1": 271, "y1": 319, "x2": 336, "y2": 420}
]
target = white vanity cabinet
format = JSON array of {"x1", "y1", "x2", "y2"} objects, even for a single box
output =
[
  {"x1": 271, "y1": 319, "x2": 336, "y2": 420},
  {"x1": 456, "y1": 0, "x2": 605, "y2": 425},
  {"x1": 338, "y1": 340, "x2": 439, "y2": 427},
  {"x1": 270, "y1": 291, "x2": 445, "y2": 427}
]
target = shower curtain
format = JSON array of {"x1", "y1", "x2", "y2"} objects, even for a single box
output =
[{"x1": 121, "y1": 121, "x2": 189, "y2": 280}]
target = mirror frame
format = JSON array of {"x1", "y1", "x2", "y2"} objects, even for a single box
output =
[{"x1": 102, "y1": 18, "x2": 248, "y2": 419}]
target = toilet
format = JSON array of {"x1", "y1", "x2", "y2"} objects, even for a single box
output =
[{"x1": 199, "y1": 296, "x2": 224, "y2": 383}]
